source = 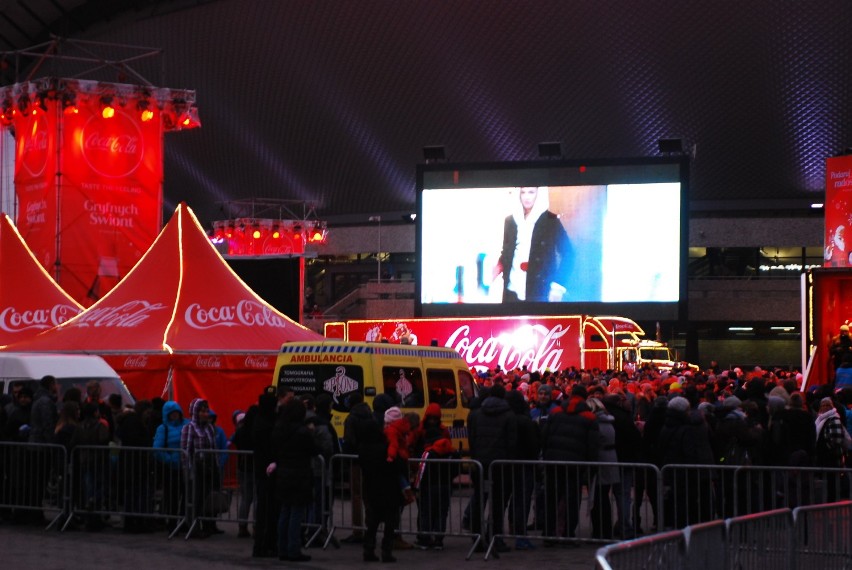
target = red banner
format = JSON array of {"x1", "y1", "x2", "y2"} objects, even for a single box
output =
[
  {"x1": 57, "y1": 96, "x2": 164, "y2": 304},
  {"x1": 13, "y1": 103, "x2": 58, "y2": 272},
  {"x1": 343, "y1": 316, "x2": 584, "y2": 372},
  {"x1": 825, "y1": 155, "x2": 852, "y2": 267}
]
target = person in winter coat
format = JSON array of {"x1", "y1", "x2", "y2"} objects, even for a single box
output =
[
  {"x1": 409, "y1": 403, "x2": 451, "y2": 459},
  {"x1": 70, "y1": 402, "x2": 111, "y2": 530},
  {"x1": 540, "y1": 394, "x2": 599, "y2": 542},
  {"x1": 341, "y1": 393, "x2": 374, "y2": 544},
  {"x1": 152, "y1": 400, "x2": 189, "y2": 534},
  {"x1": 587, "y1": 397, "x2": 618, "y2": 539},
  {"x1": 413, "y1": 437, "x2": 460, "y2": 550},
  {"x1": 505, "y1": 389, "x2": 540, "y2": 550},
  {"x1": 251, "y1": 389, "x2": 280, "y2": 557},
  {"x1": 359, "y1": 419, "x2": 407, "y2": 562},
  {"x1": 815, "y1": 396, "x2": 849, "y2": 501},
  {"x1": 467, "y1": 384, "x2": 518, "y2": 552},
  {"x1": 230, "y1": 406, "x2": 255, "y2": 538},
  {"x1": 180, "y1": 398, "x2": 219, "y2": 538},
  {"x1": 267, "y1": 398, "x2": 318, "y2": 562},
  {"x1": 656, "y1": 396, "x2": 715, "y2": 528},
  {"x1": 603, "y1": 392, "x2": 643, "y2": 539}
]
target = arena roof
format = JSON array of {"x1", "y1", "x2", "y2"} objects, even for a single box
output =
[{"x1": 0, "y1": 0, "x2": 848, "y2": 227}]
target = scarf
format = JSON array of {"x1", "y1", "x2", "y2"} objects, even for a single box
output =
[{"x1": 814, "y1": 407, "x2": 839, "y2": 443}]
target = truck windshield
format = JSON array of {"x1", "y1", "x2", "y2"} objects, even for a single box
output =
[{"x1": 640, "y1": 349, "x2": 672, "y2": 361}]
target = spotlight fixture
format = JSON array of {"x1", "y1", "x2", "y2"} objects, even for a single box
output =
[
  {"x1": 658, "y1": 138, "x2": 684, "y2": 154},
  {"x1": 422, "y1": 145, "x2": 446, "y2": 163},
  {"x1": 60, "y1": 91, "x2": 78, "y2": 115},
  {"x1": 100, "y1": 95, "x2": 116, "y2": 119},
  {"x1": 17, "y1": 93, "x2": 30, "y2": 116},
  {"x1": 538, "y1": 141, "x2": 563, "y2": 159},
  {"x1": 137, "y1": 99, "x2": 154, "y2": 122},
  {"x1": 308, "y1": 221, "x2": 328, "y2": 244}
]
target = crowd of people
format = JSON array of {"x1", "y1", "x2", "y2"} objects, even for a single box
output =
[{"x1": 2, "y1": 357, "x2": 852, "y2": 563}]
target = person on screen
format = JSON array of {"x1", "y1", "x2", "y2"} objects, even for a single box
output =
[{"x1": 494, "y1": 186, "x2": 573, "y2": 302}]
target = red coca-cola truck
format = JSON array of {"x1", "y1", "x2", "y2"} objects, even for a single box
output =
[{"x1": 324, "y1": 315, "x2": 692, "y2": 373}]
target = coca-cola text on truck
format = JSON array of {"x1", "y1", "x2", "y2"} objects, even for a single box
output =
[{"x1": 325, "y1": 315, "x2": 697, "y2": 374}]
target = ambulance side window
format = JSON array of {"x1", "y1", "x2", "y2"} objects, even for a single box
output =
[
  {"x1": 426, "y1": 368, "x2": 457, "y2": 409},
  {"x1": 458, "y1": 370, "x2": 475, "y2": 408},
  {"x1": 382, "y1": 366, "x2": 424, "y2": 408}
]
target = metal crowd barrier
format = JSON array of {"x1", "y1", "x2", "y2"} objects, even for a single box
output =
[
  {"x1": 659, "y1": 463, "x2": 852, "y2": 530},
  {"x1": 327, "y1": 454, "x2": 484, "y2": 559},
  {"x1": 726, "y1": 508, "x2": 793, "y2": 570},
  {"x1": 682, "y1": 519, "x2": 727, "y2": 570},
  {"x1": 65, "y1": 445, "x2": 191, "y2": 536},
  {"x1": 791, "y1": 500, "x2": 852, "y2": 570},
  {"x1": 486, "y1": 460, "x2": 660, "y2": 556},
  {"x1": 0, "y1": 441, "x2": 67, "y2": 530},
  {"x1": 595, "y1": 530, "x2": 686, "y2": 570},
  {"x1": 184, "y1": 449, "x2": 256, "y2": 539}
]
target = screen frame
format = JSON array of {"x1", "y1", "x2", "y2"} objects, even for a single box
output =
[{"x1": 415, "y1": 155, "x2": 689, "y2": 322}]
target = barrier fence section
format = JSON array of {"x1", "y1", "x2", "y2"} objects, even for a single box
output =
[
  {"x1": 186, "y1": 449, "x2": 257, "y2": 539},
  {"x1": 65, "y1": 445, "x2": 191, "y2": 536},
  {"x1": 682, "y1": 519, "x2": 727, "y2": 570},
  {"x1": 0, "y1": 441, "x2": 67, "y2": 529},
  {"x1": 594, "y1": 530, "x2": 686, "y2": 570},
  {"x1": 487, "y1": 460, "x2": 660, "y2": 556},
  {"x1": 659, "y1": 463, "x2": 852, "y2": 530},
  {"x1": 327, "y1": 454, "x2": 484, "y2": 559},
  {"x1": 791, "y1": 501, "x2": 852, "y2": 570},
  {"x1": 725, "y1": 508, "x2": 793, "y2": 570}
]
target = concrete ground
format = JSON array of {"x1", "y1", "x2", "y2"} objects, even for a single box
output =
[{"x1": 0, "y1": 519, "x2": 601, "y2": 569}]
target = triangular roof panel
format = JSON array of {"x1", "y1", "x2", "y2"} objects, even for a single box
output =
[
  {"x1": 5, "y1": 203, "x2": 322, "y2": 353},
  {"x1": 0, "y1": 214, "x2": 83, "y2": 346}
]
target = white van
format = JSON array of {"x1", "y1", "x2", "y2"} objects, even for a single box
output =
[{"x1": 0, "y1": 352, "x2": 135, "y2": 406}]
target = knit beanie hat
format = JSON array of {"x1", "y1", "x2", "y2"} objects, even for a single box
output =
[
  {"x1": 384, "y1": 406, "x2": 403, "y2": 426},
  {"x1": 668, "y1": 396, "x2": 690, "y2": 413}
]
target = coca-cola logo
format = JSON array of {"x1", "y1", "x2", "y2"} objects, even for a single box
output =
[
  {"x1": 445, "y1": 324, "x2": 571, "y2": 372},
  {"x1": 124, "y1": 355, "x2": 149, "y2": 368},
  {"x1": 81, "y1": 110, "x2": 144, "y2": 178},
  {"x1": 245, "y1": 355, "x2": 271, "y2": 368},
  {"x1": 197, "y1": 355, "x2": 222, "y2": 368},
  {"x1": 20, "y1": 113, "x2": 49, "y2": 177},
  {"x1": 184, "y1": 300, "x2": 287, "y2": 330},
  {"x1": 0, "y1": 304, "x2": 82, "y2": 333},
  {"x1": 75, "y1": 300, "x2": 167, "y2": 328}
]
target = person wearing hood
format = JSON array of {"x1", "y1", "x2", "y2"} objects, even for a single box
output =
[
  {"x1": 467, "y1": 384, "x2": 517, "y2": 552},
  {"x1": 409, "y1": 403, "x2": 451, "y2": 459},
  {"x1": 153, "y1": 400, "x2": 189, "y2": 534},
  {"x1": 495, "y1": 186, "x2": 573, "y2": 303},
  {"x1": 180, "y1": 398, "x2": 218, "y2": 538}
]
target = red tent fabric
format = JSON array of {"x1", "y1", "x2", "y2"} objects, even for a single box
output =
[
  {"x1": 0, "y1": 213, "x2": 83, "y2": 346},
  {"x1": 5, "y1": 203, "x2": 322, "y2": 429}
]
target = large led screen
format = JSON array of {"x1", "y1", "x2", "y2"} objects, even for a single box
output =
[{"x1": 416, "y1": 157, "x2": 688, "y2": 320}]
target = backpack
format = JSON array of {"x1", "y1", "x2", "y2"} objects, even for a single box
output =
[{"x1": 720, "y1": 438, "x2": 751, "y2": 466}]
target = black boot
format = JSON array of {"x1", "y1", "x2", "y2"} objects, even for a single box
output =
[{"x1": 364, "y1": 550, "x2": 380, "y2": 562}]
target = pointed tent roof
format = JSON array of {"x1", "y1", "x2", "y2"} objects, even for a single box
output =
[
  {"x1": 0, "y1": 214, "x2": 83, "y2": 346},
  {"x1": 5, "y1": 203, "x2": 322, "y2": 353}
]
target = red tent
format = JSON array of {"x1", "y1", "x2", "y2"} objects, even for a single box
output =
[
  {"x1": 0, "y1": 213, "x2": 83, "y2": 346},
  {"x1": 4, "y1": 203, "x2": 322, "y2": 429}
]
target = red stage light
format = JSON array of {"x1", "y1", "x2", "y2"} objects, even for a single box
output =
[
  {"x1": 102, "y1": 105, "x2": 115, "y2": 119},
  {"x1": 140, "y1": 109, "x2": 154, "y2": 122},
  {"x1": 252, "y1": 229, "x2": 261, "y2": 240}
]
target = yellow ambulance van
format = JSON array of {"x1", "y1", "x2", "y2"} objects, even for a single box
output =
[{"x1": 273, "y1": 341, "x2": 478, "y2": 450}]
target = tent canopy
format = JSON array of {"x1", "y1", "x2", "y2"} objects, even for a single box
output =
[
  {"x1": 0, "y1": 213, "x2": 82, "y2": 346},
  {"x1": 5, "y1": 203, "x2": 322, "y2": 353}
]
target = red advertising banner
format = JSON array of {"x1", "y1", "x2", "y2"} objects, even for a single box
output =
[
  {"x1": 343, "y1": 316, "x2": 584, "y2": 372},
  {"x1": 57, "y1": 95, "x2": 164, "y2": 303},
  {"x1": 2, "y1": 78, "x2": 198, "y2": 307},
  {"x1": 13, "y1": 101, "x2": 58, "y2": 273},
  {"x1": 825, "y1": 155, "x2": 852, "y2": 267}
]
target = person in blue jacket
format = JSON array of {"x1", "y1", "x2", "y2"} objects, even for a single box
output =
[{"x1": 153, "y1": 401, "x2": 189, "y2": 533}]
